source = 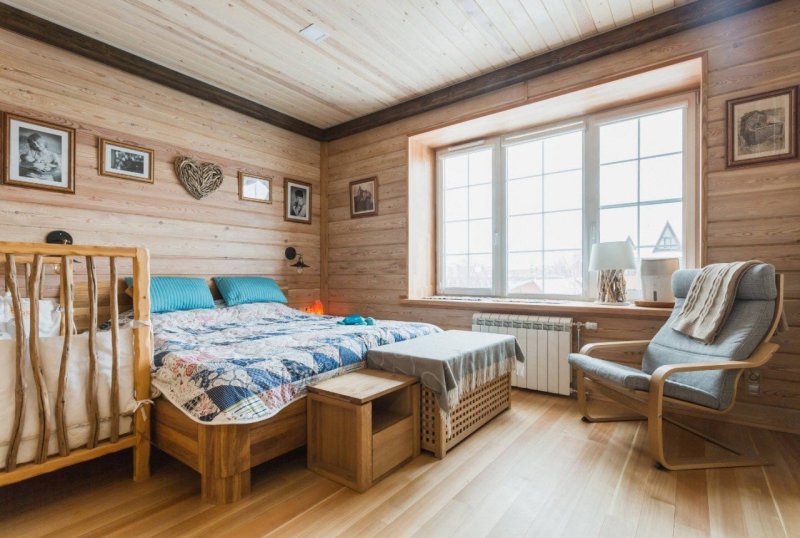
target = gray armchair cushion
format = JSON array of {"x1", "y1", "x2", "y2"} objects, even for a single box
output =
[
  {"x1": 573, "y1": 263, "x2": 776, "y2": 411},
  {"x1": 671, "y1": 265, "x2": 776, "y2": 300},
  {"x1": 568, "y1": 354, "x2": 650, "y2": 389},
  {"x1": 569, "y1": 353, "x2": 720, "y2": 409},
  {"x1": 642, "y1": 264, "x2": 776, "y2": 410}
]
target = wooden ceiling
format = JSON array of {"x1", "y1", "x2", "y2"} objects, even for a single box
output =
[{"x1": 5, "y1": 0, "x2": 696, "y2": 130}]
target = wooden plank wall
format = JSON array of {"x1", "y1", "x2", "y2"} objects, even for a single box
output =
[
  {"x1": 325, "y1": 1, "x2": 800, "y2": 416},
  {"x1": 0, "y1": 29, "x2": 321, "y2": 309}
]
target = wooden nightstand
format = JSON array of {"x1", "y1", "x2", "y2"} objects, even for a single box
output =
[{"x1": 307, "y1": 369, "x2": 420, "y2": 492}]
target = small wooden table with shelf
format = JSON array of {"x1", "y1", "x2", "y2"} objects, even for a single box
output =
[{"x1": 307, "y1": 369, "x2": 420, "y2": 492}]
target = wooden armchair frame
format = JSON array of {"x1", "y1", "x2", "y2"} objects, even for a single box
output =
[{"x1": 574, "y1": 274, "x2": 784, "y2": 471}]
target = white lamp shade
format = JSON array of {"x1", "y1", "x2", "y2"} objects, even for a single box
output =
[{"x1": 589, "y1": 241, "x2": 636, "y2": 271}]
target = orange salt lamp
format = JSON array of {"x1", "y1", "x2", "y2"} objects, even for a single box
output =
[{"x1": 307, "y1": 300, "x2": 324, "y2": 315}]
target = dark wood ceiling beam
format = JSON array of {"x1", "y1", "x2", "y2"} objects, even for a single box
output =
[
  {"x1": 322, "y1": 0, "x2": 778, "y2": 141},
  {"x1": 0, "y1": 2, "x2": 325, "y2": 140},
  {"x1": 0, "y1": 0, "x2": 778, "y2": 142}
]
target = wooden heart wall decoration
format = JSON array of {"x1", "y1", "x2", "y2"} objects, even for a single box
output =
[{"x1": 174, "y1": 156, "x2": 224, "y2": 200}]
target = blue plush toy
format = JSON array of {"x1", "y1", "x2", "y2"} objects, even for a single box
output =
[{"x1": 338, "y1": 315, "x2": 375, "y2": 326}]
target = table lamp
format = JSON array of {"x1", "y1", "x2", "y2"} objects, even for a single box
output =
[{"x1": 589, "y1": 241, "x2": 636, "y2": 304}]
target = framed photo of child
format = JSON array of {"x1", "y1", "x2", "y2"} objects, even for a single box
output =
[
  {"x1": 3, "y1": 114, "x2": 76, "y2": 193},
  {"x1": 349, "y1": 176, "x2": 378, "y2": 218}
]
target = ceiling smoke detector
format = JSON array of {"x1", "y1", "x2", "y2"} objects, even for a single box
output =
[{"x1": 299, "y1": 23, "x2": 330, "y2": 44}]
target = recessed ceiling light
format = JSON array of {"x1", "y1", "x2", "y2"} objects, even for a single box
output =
[{"x1": 299, "y1": 23, "x2": 330, "y2": 44}]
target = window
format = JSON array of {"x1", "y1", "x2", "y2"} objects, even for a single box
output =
[
  {"x1": 596, "y1": 107, "x2": 688, "y2": 295},
  {"x1": 439, "y1": 147, "x2": 494, "y2": 292},
  {"x1": 506, "y1": 129, "x2": 583, "y2": 296},
  {"x1": 436, "y1": 95, "x2": 696, "y2": 299}
]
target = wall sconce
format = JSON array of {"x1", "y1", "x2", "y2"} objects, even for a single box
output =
[
  {"x1": 285, "y1": 246, "x2": 310, "y2": 274},
  {"x1": 44, "y1": 230, "x2": 78, "y2": 275},
  {"x1": 46, "y1": 230, "x2": 73, "y2": 245}
]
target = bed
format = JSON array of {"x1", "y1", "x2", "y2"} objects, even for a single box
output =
[
  {"x1": 0, "y1": 242, "x2": 152, "y2": 487},
  {"x1": 0, "y1": 242, "x2": 437, "y2": 502},
  {"x1": 147, "y1": 299, "x2": 439, "y2": 503}
]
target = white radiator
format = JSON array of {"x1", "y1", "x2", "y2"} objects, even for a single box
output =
[{"x1": 472, "y1": 313, "x2": 572, "y2": 396}]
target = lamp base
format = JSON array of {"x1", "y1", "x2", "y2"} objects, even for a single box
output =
[{"x1": 596, "y1": 269, "x2": 628, "y2": 304}]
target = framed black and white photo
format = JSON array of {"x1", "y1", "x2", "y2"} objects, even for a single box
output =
[
  {"x1": 727, "y1": 87, "x2": 797, "y2": 167},
  {"x1": 349, "y1": 176, "x2": 378, "y2": 218},
  {"x1": 284, "y1": 178, "x2": 312, "y2": 224},
  {"x1": 239, "y1": 172, "x2": 272, "y2": 204},
  {"x1": 3, "y1": 114, "x2": 75, "y2": 193},
  {"x1": 99, "y1": 139, "x2": 154, "y2": 183}
]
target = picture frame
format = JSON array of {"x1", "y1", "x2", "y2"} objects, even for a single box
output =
[
  {"x1": 98, "y1": 138, "x2": 155, "y2": 183},
  {"x1": 3, "y1": 113, "x2": 75, "y2": 194},
  {"x1": 284, "y1": 178, "x2": 312, "y2": 224},
  {"x1": 349, "y1": 176, "x2": 378, "y2": 218},
  {"x1": 239, "y1": 172, "x2": 272, "y2": 204},
  {"x1": 726, "y1": 87, "x2": 797, "y2": 167}
]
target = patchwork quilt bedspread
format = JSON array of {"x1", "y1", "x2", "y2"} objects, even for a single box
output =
[{"x1": 146, "y1": 303, "x2": 440, "y2": 424}]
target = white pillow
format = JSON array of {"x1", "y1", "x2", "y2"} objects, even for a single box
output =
[{"x1": 0, "y1": 292, "x2": 61, "y2": 339}]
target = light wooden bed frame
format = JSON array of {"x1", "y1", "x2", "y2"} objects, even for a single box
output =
[
  {"x1": 0, "y1": 242, "x2": 152, "y2": 487},
  {"x1": 153, "y1": 397, "x2": 307, "y2": 504},
  {"x1": 147, "y1": 277, "x2": 307, "y2": 504}
]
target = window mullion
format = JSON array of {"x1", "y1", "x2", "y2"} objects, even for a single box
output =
[
  {"x1": 436, "y1": 155, "x2": 445, "y2": 294},
  {"x1": 584, "y1": 121, "x2": 600, "y2": 301},
  {"x1": 494, "y1": 138, "x2": 506, "y2": 297}
]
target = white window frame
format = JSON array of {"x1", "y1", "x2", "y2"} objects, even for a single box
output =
[
  {"x1": 436, "y1": 92, "x2": 698, "y2": 300},
  {"x1": 500, "y1": 121, "x2": 587, "y2": 300},
  {"x1": 436, "y1": 139, "x2": 499, "y2": 296}
]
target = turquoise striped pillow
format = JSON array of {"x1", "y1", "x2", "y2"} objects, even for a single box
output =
[
  {"x1": 213, "y1": 277, "x2": 288, "y2": 306},
  {"x1": 124, "y1": 276, "x2": 215, "y2": 314}
]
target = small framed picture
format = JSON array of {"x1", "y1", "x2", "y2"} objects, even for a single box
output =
[
  {"x1": 99, "y1": 139, "x2": 154, "y2": 183},
  {"x1": 284, "y1": 178, "x2": 312, "y2": 224},
  {"x1": 3, "y1": 114, "x2": 75, "y2": 193},
  {"x1": 727, "y1": 87, "x2": 797, "y2": 167},
  {"x1": 349, "y1": 176, "x2": 378, "y2": 218},
  {"x1": 239, "y1": 172, "x2": 272, "y2": 203}
]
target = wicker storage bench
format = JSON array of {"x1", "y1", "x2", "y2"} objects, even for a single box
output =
[
  {"x1": 421, "y1": 372, "x2": 511, "y2": 458},
  {"x1": 367, "y1": 330, "x2": 517, "y2": 459}
]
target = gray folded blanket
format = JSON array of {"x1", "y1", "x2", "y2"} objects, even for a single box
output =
[
  {"x1": 671, "y1": 260, "x2": 760, "y2": 343},
  {"x1": 366, "y1": 330, "x2": 523, "y2": 413}
]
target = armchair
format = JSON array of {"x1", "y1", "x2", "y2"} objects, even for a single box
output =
[{"x1": 569, "y1": 264, "x2": 784, "y2": 470}]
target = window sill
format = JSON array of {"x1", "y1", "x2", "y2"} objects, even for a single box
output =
[{"x1": 400, "y1": 297, "x2": 673, "y2": 319}]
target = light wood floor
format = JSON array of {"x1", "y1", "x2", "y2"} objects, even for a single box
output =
[{"x1": 1, "y1": 390, "x2": 798, "y2": 537}]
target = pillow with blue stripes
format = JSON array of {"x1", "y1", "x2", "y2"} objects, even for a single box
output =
[
  {"x1": 124, "y1": 276, "x2": 215, "y2": 314},
  {"x1": 213, "y1": 276, "x2": 288, "y2": 306}
]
